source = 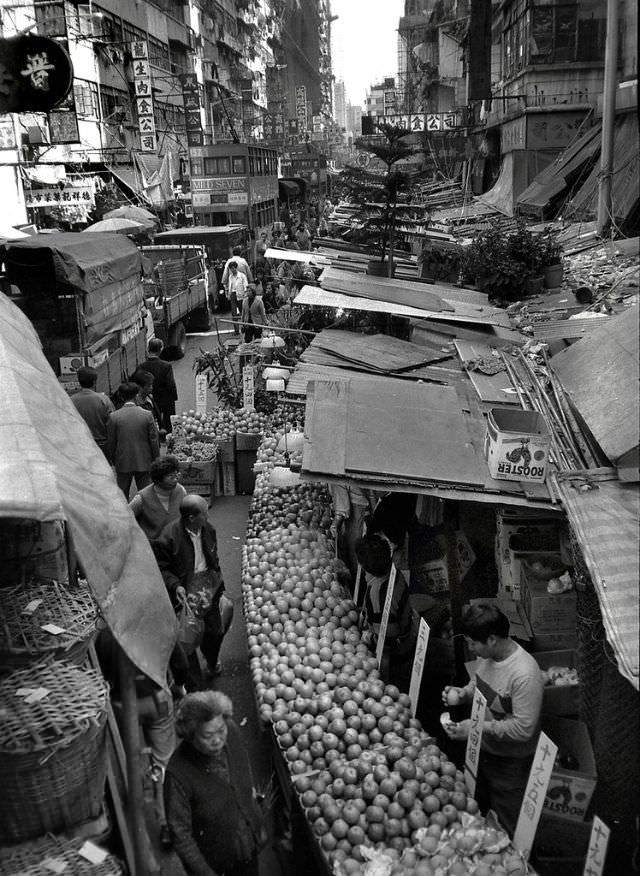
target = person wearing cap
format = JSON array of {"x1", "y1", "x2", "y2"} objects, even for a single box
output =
[{"x1": 70, "y1": 366, "x2": 115, "y2": 460}]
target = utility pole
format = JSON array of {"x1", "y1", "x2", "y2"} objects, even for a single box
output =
[{"x1": 596, "y1": 0, "x2": 620, "y2": 237}]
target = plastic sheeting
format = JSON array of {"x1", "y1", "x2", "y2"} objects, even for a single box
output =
[
  {"x1": 553, "y1": 469, "x2": 639, "y2": 690},
  {"x1": 477, "y1": 152, "x2": 515, "y2": 216},
  {"x1": 0, "y1": 291, "x2": 176, "y2": 687}
]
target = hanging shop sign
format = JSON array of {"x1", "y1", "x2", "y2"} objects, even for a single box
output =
[
  {"x1": 295, "y1": 85, "x2": 308, "y2": 134},
  {"x1": 131, "y1": 40, "x2": 156, "y2": 153},
  {"x1": 0, "y1": 34, "x2": 73, "y2": 113},
  {"x1": 31, "y1": 0, "x2": 80, "y2": 144},
  {"x1": 371, "y1": 111, "x2": 464, "y2": 132},
  {"x1": 0, "y1": 117, "x2": 17, "y2": 150},
  {"x1": 179, "y1": 73, "x2": 204, "y2": 148},
  {"x1": 24, "y1": 181, "x2": 94, "y2": 209}
]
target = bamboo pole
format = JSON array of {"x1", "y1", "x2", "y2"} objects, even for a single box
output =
[{"x1": 596, "y1": 0, "x2": 620, "y2": 237}]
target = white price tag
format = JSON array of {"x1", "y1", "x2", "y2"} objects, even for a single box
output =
[
  {"x1": 408, "y1": 618, "x2": 430, "y2": 717},
  {"x1": 513, "y1": 731, "x2": 558, "y2": 859},
  {"x1": 78, "y1": 841, "x2": 108, "y2": 865},
  {"x1": 195, "y1": 373, "x2": 208, "y2": 416},
  {"x1": 242, "y1": 365, "x2": 255, "y2": 410},
  {"x1": 583, "y1": 816, "x2": 610, "y2": 876},
  {"x1": 464, "y1": 689, "x2": 487, "y2": 797},
  {"x1": 22, "y1": 599, "x2": 43, "y2": 615},
  {"x1": 41, "y1": 623, "x2": 66, "y2": 636},
  {"x1": 42, "y1": 857, "x2": 68, "y2": 874},
  {"x1": 376, "y1": 565, "x2": 397, "y2": 666}
]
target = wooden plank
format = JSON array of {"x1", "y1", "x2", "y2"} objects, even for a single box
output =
[
  {"x1": 303, "y1": 379, "x2": 349, "y2": 476},
  {"x1": 344, "y1": 381, "x2": 486, "y2": 487},
  {"x1": 312, "y1": 329, "x2": 450, "y2": 371},
  {"x1": 321, "y1": 266, "x2": 454, "y2": 312},
  {"x1": 454, "y1": 340, "x2": 519, "y2": 405},
  {"x1": 532, "y1": 316, "x2": 613, "y2": 341}
]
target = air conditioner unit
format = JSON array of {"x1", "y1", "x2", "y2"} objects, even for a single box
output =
[{"x1": 27, "y1": 126, "x2": 47, "y2": 145}]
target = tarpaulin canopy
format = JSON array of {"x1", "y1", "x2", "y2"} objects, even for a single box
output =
[
  {"x1": 553, "y1": 469, "x2": 639, "y2": 690},
  {"x1": 0, "y1": 291, "x2": 176, "y2": 687},
  {"x1": 1, "y1": 233, "x2": 144, "y2": 345}
]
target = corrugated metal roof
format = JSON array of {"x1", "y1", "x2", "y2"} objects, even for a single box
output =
[
  {"x1": 554, "y1": 469, "x2": 639, "y2": 690},
  {"x1": 551, "y1": 310, "x2": 639, "y2": 465}
]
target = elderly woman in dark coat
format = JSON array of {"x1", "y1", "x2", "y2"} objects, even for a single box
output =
[{"x1": 164, "y1": 690, "x2": 264, "y2": 876}]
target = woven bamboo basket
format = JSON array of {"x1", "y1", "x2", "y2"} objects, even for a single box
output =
[
  {"x1": 0, "y1": 659, "x2": 109, "y2": 843},
  {"x1": 0, "y1": 833, "x2": 123, "y2": 875},
  {"x1": 0, "y1": 578, "x2": 97, "y2": 672}
]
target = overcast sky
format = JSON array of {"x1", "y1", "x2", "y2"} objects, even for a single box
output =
[{"x1": 330, "y1": 0, "x2": 404, "y2": 107}]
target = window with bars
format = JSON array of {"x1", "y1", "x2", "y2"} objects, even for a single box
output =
[
  {"x1": 154, "y1": 101, "x2": 185, "y2": 131},
  {"x1": 123, "y1": 22, "x2": 146, "y2": 47},
  {"x1": 74, "y1": 79, "x2": 99, "y2": 118},
  {"x1": 100, "y1": 86, "x2": 130, "y2": 123},
  {"x1": 149, "y1": 36, "x2": 171, "y2": 71}
]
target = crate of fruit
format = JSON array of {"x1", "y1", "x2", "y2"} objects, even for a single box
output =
[{"x1": 170, "y1": 439, "x2": 218, "y2": 463}]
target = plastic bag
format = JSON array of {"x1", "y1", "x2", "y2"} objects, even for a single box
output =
[{"x1": 177, "y1": 599, "x2": 204, "y2": 655}]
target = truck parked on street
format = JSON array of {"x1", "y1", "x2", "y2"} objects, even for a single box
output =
[
  {"x1": 1, "y1": 232, "x2": 150, "y2": 396},
  {"x1": 140, "y1": 243, "x2": 209, "y2": 359}
]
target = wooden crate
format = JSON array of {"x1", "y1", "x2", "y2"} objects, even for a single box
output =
[{"x1": 221, "y1": 460, "x2": 236, "y2": 496}]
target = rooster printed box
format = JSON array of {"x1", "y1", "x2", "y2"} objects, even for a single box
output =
[
  {"x1": 542, "y1": 716, "x2": 597, "y2": 821},
  {"x1": 484, "y1": 408, "x2": 551, "y2": 483}
]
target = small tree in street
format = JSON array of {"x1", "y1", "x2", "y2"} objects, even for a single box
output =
[{"x1": 336, "y1": 122, "x2": 422, "y2": 277}]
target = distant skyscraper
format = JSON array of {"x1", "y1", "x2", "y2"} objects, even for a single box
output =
[{"x1": 334, "y1": 80, "x2": 348, "y2": 131}]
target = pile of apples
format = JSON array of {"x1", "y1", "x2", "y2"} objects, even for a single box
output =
[
  {"x1": 174, "y1": 411, "x2": 220, "y2": 441},
  {"x1": 241, "y1": 441, "x2": 530, "y2": 876}
]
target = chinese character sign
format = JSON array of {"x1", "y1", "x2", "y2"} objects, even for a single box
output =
[
  {"x1": 513, "y1": 732, "x2": 559, "y2": 859},
  {"x1": 195, "y1": 374, "x2": 208, "y2": 416},
  {"x1": 408, "y1": 618, "x2": 431, "y2": 716},
  {"x1": 24, "y1": 182, "x2": 94, "y2": 208},
  {"x1": 242, "y1": 365, "x2": 255, "y2": 410},
  {"x1": 131, "y1": 40, "x2": 155, "y2": 152},
  {"x1": 376, "y1": 565, "x2": 397, "y2": 666},
  {"x1": 464, "y1": 689, "x2": 487, "y2": 797},
  {"x1": 179, "y1": 73, "x2": 203, "y2": 148},
  {"x1": 0, "y1": 34, "x2": 73, "y2": 113},
  {"x1": 583, "y1": 817, "x2": 610, "y2": 876},
  {"x1": 295, "y1": 85, "x2": 307, "y2": 134}
]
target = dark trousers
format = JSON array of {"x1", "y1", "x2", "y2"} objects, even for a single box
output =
[
  {"x1": 243, "y1": 325, "x2": 263, "y2": 343},
  {"x1": 117, "y1": 470, "x2": 151, "y2": 498},
  {"x1": 476, "y1": 750, "x2": 533, "y2": 836}
]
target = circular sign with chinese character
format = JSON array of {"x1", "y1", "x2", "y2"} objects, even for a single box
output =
[{"x1": 0, "y1": 35, "x2": 73, "y2": 114}]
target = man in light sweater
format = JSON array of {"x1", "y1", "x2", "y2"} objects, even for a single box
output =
[{"x1": 442, "y1": 602, "x2": 544, "y2": 835}]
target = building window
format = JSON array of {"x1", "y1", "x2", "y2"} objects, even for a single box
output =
[
  {"x1": 204, "y1": 157, "x2": 231, "y2": 175},
  {"x1": 148, "y1": 36, "x2": 171, "y2": 71},
  {"x1": 232, "y1": 156, "x2": 246, "y2": 174},
  {"x1": 100, "y1": 86, "x2": 130, "y2": 124},
  {"x1": 191, "y1": 159, "x2": 203, "y2": 176},
  {"x1": 123, "y1": 22, "x2": 146, "y2": 47},
  {"x1": 74, "y1": 79, "x2": 99, "y2": 118}
]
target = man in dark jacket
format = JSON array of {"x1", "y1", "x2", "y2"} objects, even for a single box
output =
[
  {"x1": 107, "y1": 382, "x2": 160, "y2": 496},
  {"x1": 70, "y1": 366, "x2": 114, "y2": 459},
  {"x1": 139, "y1": 338, "x2": 178, "y2": 435},
  {"x1": 153, "y1": 496, "x2": 231, "y2": 685}
]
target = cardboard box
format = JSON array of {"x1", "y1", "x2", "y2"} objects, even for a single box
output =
[
  {"x1": 178, "y1": 460, "x2": 216, "y2": 484},
  {"x1": 521, "y1": 569, "x2": 576, "y2": 630},
  {"x1": 533, "y1": 812, "x2": 592, "y2": 876},
  {"x1": 533, "y1": 630, "x2": 577, "y2": 651},
  {"x1": 484, "y1": 408, "x2": 551, "y2": 482},
  {"x1": 534, "y1": 650, "x2": 579, "y2": 716},
  {"x1": 542, "y1": 716, "x2": 597, "y2": 821},
  {"x1": 495, "y1": 514, "x2": 560, "y2": 597}
]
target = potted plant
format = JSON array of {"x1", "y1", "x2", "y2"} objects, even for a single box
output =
[
  {"x1": 461, "y1": 224, "x2": 527, "y2": 302},
  {"x1": 539, "y1": 232, "x2": 564, "y2": 289},
  {"x1": 336, "y1": 122, "x2": 421, "y2": 278}
]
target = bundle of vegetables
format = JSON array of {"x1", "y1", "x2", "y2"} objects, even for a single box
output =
[
  {"x1": 170, "y1": 439, "x2": 218, "y2": 463},
  {"x1": 241, "y1": 436, "x2": 533, "y2": 876}
]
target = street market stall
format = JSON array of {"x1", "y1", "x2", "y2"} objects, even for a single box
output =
[{"x1": 0, "y1": 291, "x2": 176, "y2": 872}]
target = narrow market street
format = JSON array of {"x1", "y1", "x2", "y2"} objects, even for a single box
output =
[{"x1": 158, "y1": 329, "x2": 325, "y2": 876}]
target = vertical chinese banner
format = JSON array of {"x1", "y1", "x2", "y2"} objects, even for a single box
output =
[
  {"x1": 178, "y1": 73, "x2": 204, "y2": 148},
  {"x1": 583, "y1": 816, "x2": 610, "y2": 876},
  {"x1": 295, "y1": 85, "x2": 307, "y2": 140},
  {"x1": 463, "y1": 689, "x2": 487, "y2": 797},
  {"x1": 512, "y1": 732, "x2": 559, "y2": 859},
  {"x1": 242, "y1": 365, "x2": 255, "y2": 410},
  {"x1": 195, "y1": 374, "x2": 208, "y2": 416},
  {"x1": 131, "y1": 40, "x2": 156, "y2": 153},
  {"x1": 408, "y1": 618, "x2": 430, "y2": 717}
]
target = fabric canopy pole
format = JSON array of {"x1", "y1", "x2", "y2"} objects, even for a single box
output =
[{"x1": 0, "y1": 291, "x2": 176, "y2": 687}]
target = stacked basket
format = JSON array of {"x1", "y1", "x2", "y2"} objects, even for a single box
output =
[
  {"x1": 0, "y1": 658, "x2": 109, "y2": 843},
  {"x1": 0, "y1": 578, "x2": 97, "y2": 673},
  {"x1": 0, "y1": 834, "x2": 123, "y2": 875}
]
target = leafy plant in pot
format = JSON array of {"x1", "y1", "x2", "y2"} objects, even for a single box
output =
[
  {"x1": 461, "y1": 224, "x2": 527, "y2": 302},
  {"x1": 335, "y1": 122, "x2": 423, "y2": 278}
]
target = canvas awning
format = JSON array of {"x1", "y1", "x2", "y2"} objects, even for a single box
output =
[
  {"x1": 553, "y1": 469, "x2": 639, "y2": 690},
  {"x1": 110, "y1": 164, "x2": 153, "y2": 206},
  {"x1": 0, "y1": 291, "x2": 176, "y2": 687},
  {"x1": 301, "y1": 375, "x2": 554, "y2": 508}
]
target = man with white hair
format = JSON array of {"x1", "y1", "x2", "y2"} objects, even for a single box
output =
[{"x1": 153, "y1": 495, "x2": 233, "y2": 686}]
